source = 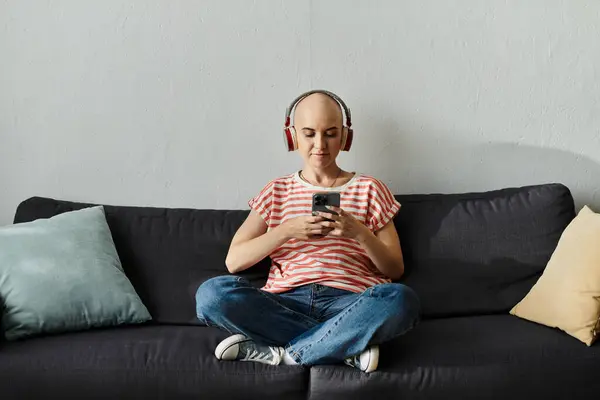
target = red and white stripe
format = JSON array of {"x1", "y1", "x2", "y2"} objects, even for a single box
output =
[{"x1": 248, "y1": 171, "x2": 401, "y2": 294}]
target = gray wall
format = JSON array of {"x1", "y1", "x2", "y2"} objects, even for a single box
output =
[{"x1": 1, "y1": 1, "x2": 599, "y2": 226}]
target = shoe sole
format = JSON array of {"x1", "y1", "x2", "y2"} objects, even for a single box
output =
[{"x1": 215, "y1": 334, "x2": 250, "y2": 360}]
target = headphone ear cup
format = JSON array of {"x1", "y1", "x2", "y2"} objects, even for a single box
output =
[
  {"x1": 340, "y1": 127, "x2": 348, "y2": 151},
  {"x1": 290, "y1": 126, "x2": 298, "y2": 150},
  {"x1": 284, "y1": 127, "x2": 298, "y2": 151},
  {"x1": 342, "y1": 127, "x2": 353, "y2": 151}
]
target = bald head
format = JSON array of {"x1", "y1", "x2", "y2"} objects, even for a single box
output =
[{"x1": 293, "y1": 93, "x2": 343, "y2": 129}]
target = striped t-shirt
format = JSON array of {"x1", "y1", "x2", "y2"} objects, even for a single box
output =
[{"x1": 248, "y1": 171, "x2": 401, "y2": 294}]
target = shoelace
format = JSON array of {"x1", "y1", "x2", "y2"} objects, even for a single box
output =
[
  {"x1": 345, "y1": 355, "x2": 360, "y2": 368},
  {"x1": 242, "y1": 348, "x2": 273, "y2": 362},
  {"x1": 240, "y1": 343, "x2": 277, "y2": 363}
]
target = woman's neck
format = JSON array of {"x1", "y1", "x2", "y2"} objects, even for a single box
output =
[{"x1": 300, "y1": 165, "x2": 343, "y2": 186}]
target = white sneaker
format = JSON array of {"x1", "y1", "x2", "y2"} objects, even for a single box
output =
[
  {"x1": 214, "y1": 334, "x2": 284, "y2": 366},
  {"x1": 344, "y1": 345, "x2": 379, "y2": 373}
]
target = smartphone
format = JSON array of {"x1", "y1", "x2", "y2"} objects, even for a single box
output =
[{"x1": 312, "y1": 192, "x2": 341, "y2": 221}]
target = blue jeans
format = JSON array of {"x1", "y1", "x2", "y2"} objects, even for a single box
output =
[{"x1": 195, "y1": 276, "x2": 421, "y2": 366}]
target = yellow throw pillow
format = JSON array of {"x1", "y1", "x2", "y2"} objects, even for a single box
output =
[{"x1": 510, "y1": 205, "x2": 600, "y2": 346}]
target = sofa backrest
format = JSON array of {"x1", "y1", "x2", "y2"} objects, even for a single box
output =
[
  {"x1": 12, "y1": 183, "x2": 575, "y2": 323},
  {"x1": 13, "y1": 198, "x2": 269, "y2": 325},
  {"x1": 393, "y1": 183, "x2": 575, "y2": 318}
]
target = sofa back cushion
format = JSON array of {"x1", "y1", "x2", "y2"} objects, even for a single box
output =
[
  {"x1": 13, "y1": 198, "x2": 269, "y2": 325},
  {"x1": 13, "y1": 183, "x2": 575, "y2": 322},
  {"x1": 394, "y1": 183, "x2": 575, "y2": 317}
]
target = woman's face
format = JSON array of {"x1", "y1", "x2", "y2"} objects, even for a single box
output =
[{"x1": 293, "y1": 94, "x2": 344, "y2": 170}]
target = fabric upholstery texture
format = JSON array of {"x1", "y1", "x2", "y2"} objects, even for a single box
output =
[{"x1": 3, "y1": 183, "x2": 596, "y2": 399}]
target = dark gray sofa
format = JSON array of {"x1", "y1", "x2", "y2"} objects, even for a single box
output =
[{"x1": 1, "y1": 183, "x2": 599, "y2": 399}]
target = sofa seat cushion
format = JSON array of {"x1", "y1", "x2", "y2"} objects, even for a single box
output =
[
  {"x1": 0, "y1": 325, "x2": 307, "y2": 400},
  {"x1": 310, "y1": 314, "x2": 600, "y2": 400}
]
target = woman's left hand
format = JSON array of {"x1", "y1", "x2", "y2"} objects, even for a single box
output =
[{"x1": 315, "y1": 206, "x2": 371, "y2": 240}]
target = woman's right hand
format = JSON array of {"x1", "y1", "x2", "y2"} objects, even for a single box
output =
[{"x1": 280, "y1": 215, "x2": 332, "y2": 240}]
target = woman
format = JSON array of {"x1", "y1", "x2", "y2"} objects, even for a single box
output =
[{"x1": 196, "y1": 90, "x2": 420, "y2": 373}]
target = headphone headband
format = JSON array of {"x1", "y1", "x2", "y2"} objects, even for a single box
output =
[{"x1": 284, "y1": 89, "x2": 352, "y2": 128}]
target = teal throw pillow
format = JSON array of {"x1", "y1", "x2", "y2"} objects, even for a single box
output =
[{"x1": 0, "y1": 206, "x2": 151, "y2": 340}]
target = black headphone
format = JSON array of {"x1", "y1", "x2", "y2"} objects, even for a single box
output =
[{"x1": 283, "y1": 89, "x2": 354, "y2": 152}]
